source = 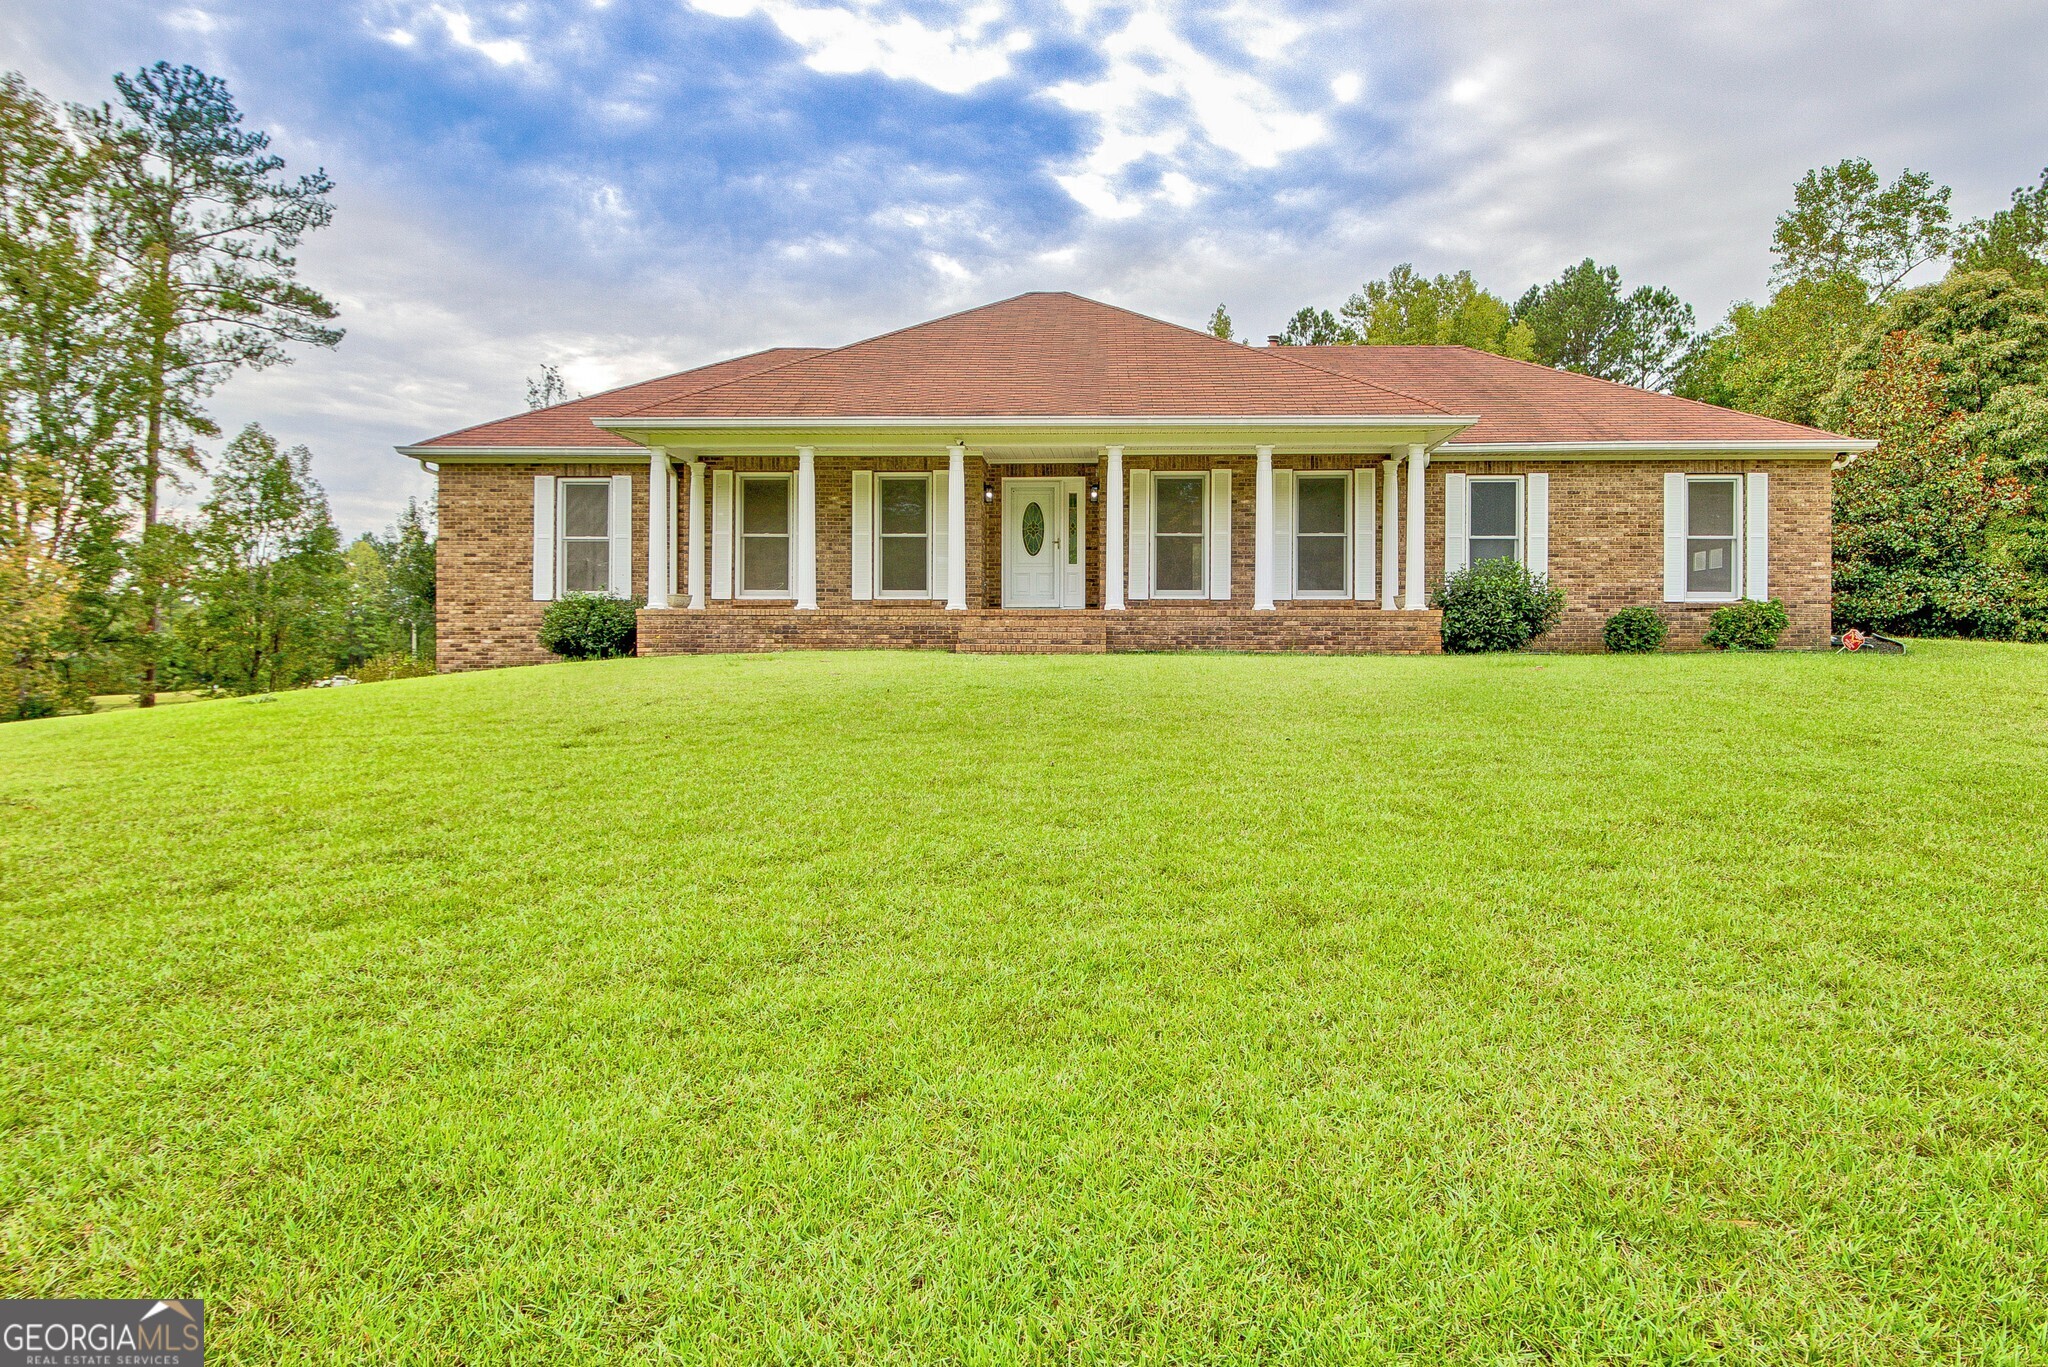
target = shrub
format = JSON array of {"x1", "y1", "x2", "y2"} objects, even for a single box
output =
[
  {"x1": 538, "y1": 593, "x2": 640, "y2": 660},
  {"x1": 1432, "y1": 557, "x2": 1565, "y2": 653},
  {"x1": 1603, "y1": 606, "x2": 1668, "y2": 654},
  {"x1": 1703, "y1": 598, "x2": 1791, "y2": 651},
  {"x1": 351, "y1": 653, "x2": 437, "y2": 683}
]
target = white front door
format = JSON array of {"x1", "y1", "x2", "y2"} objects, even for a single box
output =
[{"x1": 1003, "y1": 480, "x2": 1061, "y2": 607}]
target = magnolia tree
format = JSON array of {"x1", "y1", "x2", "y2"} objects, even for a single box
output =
[{"x1": 1831, "y1": 333, "x2": 2031, "y2": 637}]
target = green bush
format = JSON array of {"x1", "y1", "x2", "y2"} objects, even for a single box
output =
[
  {"x1": 1703, "y1": 598, "x2": 1791, "y2": 651},
  {"x1": 1603, "y1": 606, "x2": 1668, "y2": 654},
  {"x1": 538, "y1": 594, "x2": 640, "y2": 660},
  {"x1": 1432, "y1": 557, "x2": 1565, "y2": 653}
]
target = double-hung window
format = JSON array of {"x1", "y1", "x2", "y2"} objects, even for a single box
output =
[
  {"x1": 1293, "y1": 473, "x2": 1350, "y2": 596},
  {"x1": 559, "y1": 479, "x2": 614, "y2": 594},
  {"x1": 738, "y1": 473, "x2": 792, "y2": 597},
  {"x1": 1467, "y1": 477, "x2": 1522, "y2": 564},
  {"x1": 876, "y1": 474, "x2": 932, "y2": 597},
  {"x1": 1151, "y1": 473, "x2": 1208, "y2": 597},
  {"x1": 1685, "y1": 476, "x2": 1740, "y2": 597}
]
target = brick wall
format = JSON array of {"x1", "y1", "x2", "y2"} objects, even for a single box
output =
[
  {"x1": 436, "y1": 460, "x2": 653, "y2": 672},
  {"x1": 1414, "y1": 457, "x2": 1832, "y2": 651},
  {"x1": 438, "y1": 451, "x2": 1832, "y2": 670}
]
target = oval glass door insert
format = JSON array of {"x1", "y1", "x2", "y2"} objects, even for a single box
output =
[{"x1": 1021, "y1": 502, "x2": 1046, "y2": 556}]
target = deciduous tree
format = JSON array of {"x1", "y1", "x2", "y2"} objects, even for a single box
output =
[
  {"x1": 1512, "y1": 260, "x2": 1700, "y2": 389},
  {"x1": 178, "y1": 423, "x2": 345, "y2": 692},
  {"x1": 1771, "y1": 158, "x2": 1952, "y2": 301},
  {"x1": 1954, "y1": 168, "x2": 2048, "y2": 288}
]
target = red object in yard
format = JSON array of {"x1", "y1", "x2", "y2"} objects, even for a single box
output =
[{"x1": 1842, "y1": 629, "x2": 1866, "y2": 651}]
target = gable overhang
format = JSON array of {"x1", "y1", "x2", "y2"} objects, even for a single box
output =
[{"x1": 586, "y1": 413, "x2": 1479, "y2": 458}]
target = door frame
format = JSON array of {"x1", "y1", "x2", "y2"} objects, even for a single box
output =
[{"x1": 1001, "y1": 478, "x2": 1085, "y2": 609}]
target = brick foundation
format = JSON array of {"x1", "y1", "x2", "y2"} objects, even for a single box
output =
[{"x1": 636, "y1": 604, "x2": 1444, "y2": 655}]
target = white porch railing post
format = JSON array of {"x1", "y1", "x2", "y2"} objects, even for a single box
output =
[
  {"x1": 646, "y1": 448, "x2": 672, "y2": 608},
  {"x1": 1381, "y1": 452, "x2": 1401, "y2": 610},
  {"x1": 1404, "y1": 442, "x2": 1429, "y2": 609},
  {"x1": 946, "y1": 444, "x2": 967, "y2": 609},
  {"x1": 686, "y1": 460, "x2": 706, "y2": 609},
  {"x1": 1253, "y1": 445, "x2": 1275, "y2": 610},
  {"x1": 795, "y1": 446, "x2": 818, "y2": 610},
  {"x1": 1104, "y1": 445, "x2": 1125, "y2": 610}
]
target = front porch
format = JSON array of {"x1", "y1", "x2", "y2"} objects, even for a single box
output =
[{"x1": 638, "y1": 604, "x2": 1444, "y2": 655}]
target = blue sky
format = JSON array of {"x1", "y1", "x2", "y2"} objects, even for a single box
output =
[{"x1": 3, "y1": 0, "x2": 2044, "y2": 534}]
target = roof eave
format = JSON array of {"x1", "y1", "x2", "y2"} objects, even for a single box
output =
[{"x1": 1441, "y1": 438, "x2": 1875, "y2": 457}]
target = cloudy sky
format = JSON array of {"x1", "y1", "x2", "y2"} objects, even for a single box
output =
[{"x1": 3, "y1": 0, "x2": 2043, "y2": 535}]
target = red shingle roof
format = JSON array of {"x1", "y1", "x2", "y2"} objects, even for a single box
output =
[
  {"x1": 409, "y1": 348, "x2": 826, "y2": 450},
  {"x1": 1283, "y1": 345, "x2": 1856, "y2": 445},
  {"x1": 613, "y1": 293, "x2": 1448, "y2": 420}
]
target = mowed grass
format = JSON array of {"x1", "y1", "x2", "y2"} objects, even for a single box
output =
[{"x1": 2, "y1": 645, "x2": 2046, "y2": 1364}]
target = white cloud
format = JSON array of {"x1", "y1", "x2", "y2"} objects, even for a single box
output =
[
  {"x1": 376, "y1": 3, "x2": 533, "y2": 68},
  {"x1": 687, "y1": 0, "x2": 1032, "y2": 94}
]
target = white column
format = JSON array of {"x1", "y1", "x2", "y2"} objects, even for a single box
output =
[
  {"x1": 1104, "y1": 446, "x2": 1125, "y2": 610},
  {"x1": 946, "y1": 443, "x2": 967, "y2": 609},
  {"x1": 1381, "y1": 453, "x2": 1401, "y2": 610},
  {"x1": 1253, "y1": 445, "x2": 1275, "y2": 610},
  {"x1": 646, "y1": 449, "x2": 672, "y2": 608},
  {"x1": 795, "y1": 445, "x2": 817, "y2": 610},
  {"x1": 686, "y1": 460, "x2": 706, "y2": 609},
  {"x1": 1404, "y1": 442, "x2": 1429, "y2": 609}
]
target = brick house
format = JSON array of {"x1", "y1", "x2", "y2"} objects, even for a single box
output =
[{"x1": 401, "y1": 292, "x2": 1871, "y2": 669}]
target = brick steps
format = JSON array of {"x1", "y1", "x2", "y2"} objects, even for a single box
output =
[{"x1": 954, "y1": 612, "x2": 1108, "y2": 654}]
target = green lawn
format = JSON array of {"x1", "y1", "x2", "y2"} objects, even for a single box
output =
[{"x1": 3, "y1": 645, "x2": 2046, "y2": 1364}]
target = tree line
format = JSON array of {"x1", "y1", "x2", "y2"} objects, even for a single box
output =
[
  {"x1": 1, "y1": 64, "x2": 435, "y2": 720},
  {"x1": 1220, "y1": 159, "x2": 2048, "y2": 640}
]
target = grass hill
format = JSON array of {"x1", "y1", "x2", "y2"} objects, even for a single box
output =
[{"x1": 3, "y1": 646, "x2": 2045, "y2": 1361}]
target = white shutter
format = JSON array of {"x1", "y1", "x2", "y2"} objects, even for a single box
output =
[
  {"x1": 711, "y1": 470, "x2": 734, "y2": 599},
  {"x1": 1127, "y1": 469, "x2": 1152, "y2": 599},
  {"x1": 608, "y1": 474, "x2": 633, "y2": 599},
  {"x1": 1444, "y1": 472, "x2": 1469, "y2": 576},
  {"x1": 1208, "y1": 469, "x2": 1232, "y2": 600},
  {"x1": 1353, "y1": 468, "x2": 1376, "y2": 601},
  {"x1": 1744, "y1": 472, "x2": 1770, "y2": 600},
  {"x1": 531, "y1": 475, "x2": 557, "y2": 601},
  {"x1": 929, "y1": 466, "x2": 949, "y2": 599},
  {"x1": 1272, "y1": 470, "x2": 1295, "y2": 600},
  {"x1": 1526, "y1": 472, "x2": 1550, "y2": 579},
  {"x1": 850, "y1": 471, "x2": 874, "y2": 599},
  {"x1": 1663, "y1": 472, "x2": 1687, "y2": 602}
]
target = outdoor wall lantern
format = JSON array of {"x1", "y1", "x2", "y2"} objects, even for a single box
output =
[
  {"x1": 983, "y1": 482, "x2": 995, "y2": 504},
  {"x1": 1087, "y1": 482, "x2": 1100, "y2": 503}
]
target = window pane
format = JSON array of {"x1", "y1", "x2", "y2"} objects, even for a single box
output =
[
  {"x1": 1155, "y1": 476, "x2": 1205, "y2": 535},
  {"x1": 1469, "y1": 480, "x2": 1517, "y2": 538},
  {"x1": 1297, "y1": 535, "x2": 1345, "y2": 592},
  {"x1": 1068, "y1": 494, "x2": 1078, "y2": 566},
  {"x1": 742, "y1": 534, "x2": 789, "y2": 591},
  {"x1": 1687, "y1": 537, "x2": 1735, "y2": 594},
  {"x1": 564, "y1": 539, "x2": 609, "y2": 593},
  {"x1": 741, "y1": 478, "x2": 789, "y2": 534},
  {"x1": 1155, "y1": 535, "x2": 1203, "y2": 592},
  {"x1": 1296, "y1": 476, "x2": 1346, "y2": 535},
  {"x1": 879, "y1": 536, "x2": 928, "y2": 592},
  {"x1": 878, "y1": 478, "x2": 927, "y2": 535},
  {"x1": 1469, "y1": 536, "x2": 1518, "y2": 564},
  {"x1": 1689, "y1": 479, "x2": 1736, "y2": 537},
  {"x1": 563, "y1": 483, "x2": 609, "y2": 538}
]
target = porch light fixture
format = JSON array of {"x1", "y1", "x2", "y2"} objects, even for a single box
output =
[
  {"x1": 983, "y1": 482, "x2": 995, "y2": 504},
  {"x1": 1087, "y1": 482, "x2": 1099, "y2": 503}
]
